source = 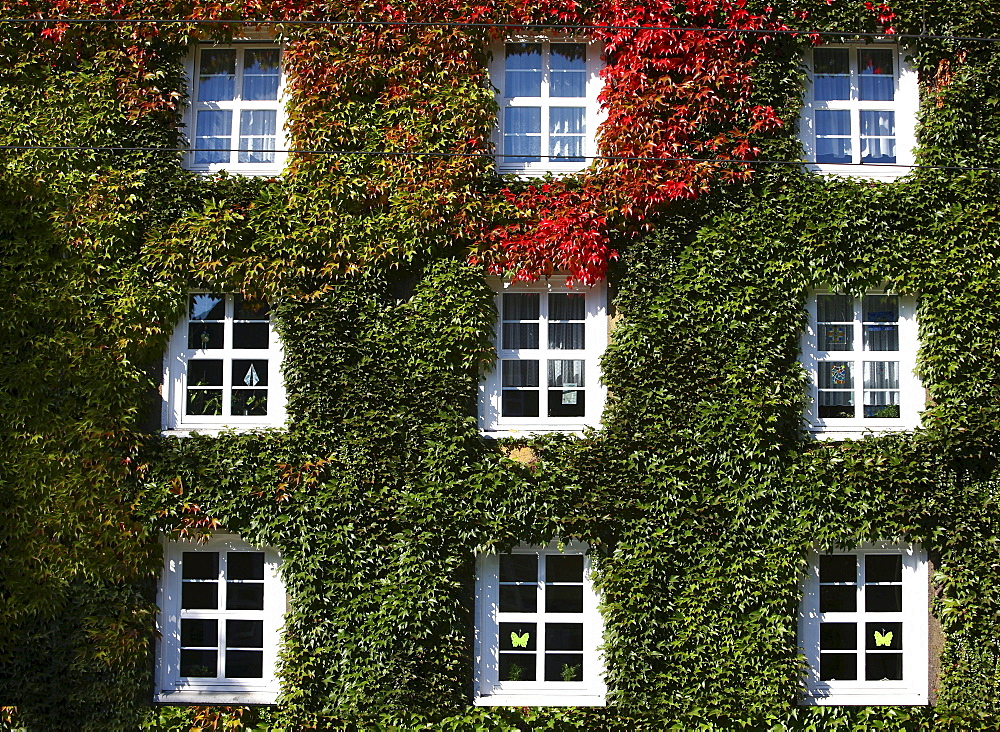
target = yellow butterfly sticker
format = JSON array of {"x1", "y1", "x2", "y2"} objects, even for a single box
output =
[
  {"x1": 874, "y1": 630, "x2": 893, "y2": 647},
  {"x1": 510, "y1": 631, "x2": 530, "y2": 648}
]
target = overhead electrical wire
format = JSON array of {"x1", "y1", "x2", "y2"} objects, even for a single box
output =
[
  {"x1": 1, "y1": 145, "x2": 998, "y2": 173},
  {"x1": 0, "y1": 17, "x2": 996, "y2": 44}
]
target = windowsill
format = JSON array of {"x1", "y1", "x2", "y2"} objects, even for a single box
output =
[
  {"x1": 808, "y1": 424, "x2": 919, "y2": 440},
  {"x1": 804, "y1": 162, "x2": 913, "y2": 181},
  {"x1": 154, "y1": 689, "x2": 278, "y2": 705},
  {"x1": 474, "y1": 694, "x2": 606, "y2": 707},
  {"x1": 480, "y1": 428, "x2": 595, "y2": 439},
  {"x1": 184, "y1": 166, "x2": 285, "y2": 178},
  {"x1": 161, "y1": 424, "x2": 286, "y2": 437},
  {"x1": 497, "y1": 164, "x2": 591, "y2": 178},
  {"x1": 801, "y1": 691, "x2": 927, "y2": 706}
]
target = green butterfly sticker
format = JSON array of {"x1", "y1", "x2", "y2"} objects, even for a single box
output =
[
  {"x1": 874, "y1": 630, "x2": 893, "y2": 647},
  {"x1": 510, "y1": 631, "x2": 530, "y2": 648}
]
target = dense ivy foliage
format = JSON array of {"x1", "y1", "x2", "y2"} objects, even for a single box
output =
[{"x1": 4, "y1": 0, "x2": 1000, "y2": 729}]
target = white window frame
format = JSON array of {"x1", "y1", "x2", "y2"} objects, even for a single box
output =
[
  {"x1": 184, "y1": 42, "x2": 287, "y2": 175},
  {"x1": 162, "y1": 293, "x2": 287, "y2": 434},
  {"x1": 799, "y1": 542, "x2": 928, "y2": 705},
  {"x1": 801, "y1": 290, "x2": 921, "y2": 438},
  {"x1": 492, "y1": 37, "x2": 604, "y2": 176},
  {"x1": 479, "y1": 277, "x2": 607, "y2": 436},
  {"x1": 800, "y1": 44, "x2": 918, "y2": 181},
  {"x1": 474, "y1": 541, "x2": 606, "y2": 706},
  {"x1": 155, "y1": 535, "x2": 284, "y2": 704}
]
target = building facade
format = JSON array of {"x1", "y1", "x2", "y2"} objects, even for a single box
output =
[{"x1": 3, "y1": 1, "x2": 1000, "y2": 729}]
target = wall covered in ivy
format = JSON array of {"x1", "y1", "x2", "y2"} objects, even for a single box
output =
[{"x1": 3, "y1": 0, "x2": 1000, "y2": 729}]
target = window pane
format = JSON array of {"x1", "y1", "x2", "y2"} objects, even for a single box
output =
[
  {"x1": 500, "y1": 554, "x2": 537, "y2": 583},
  {"x1": 225, "y1": 650, "x2": 264, "y2": 678},
  {"x1": 860, "y1": 111, "x2": 895, "y2": 137},
  {"x1": 819, "y1": 362, "x2": 853, "y2": 389},
  {"x1": 504, "y1": 108, "x2": 541, "y2": 162},
  {"x1": 505, "y1": 107, "x2": 541, "y2": 135},
  {"x1": 180, "y1": 649, "x2": 218, "y2": 677},
  {"x1": 820, "y1": 622, "x2": 857, "y2": 650},
  {"x1": 499, "y1": 653, "x2": 536, "y2": 681},
  {"x1": 182, "y1": 552, "x2": 219, "y2": 579},
  {"x1": 545, "y1": 623, "x2": 584, "y2": 651},
  {"x1": 181, "y1": 582, "x2": 219, "y2": 610},
  {"x1": 194, "y1": 110, "x2": 233, "y2": 164},
  {"x1": 818, "y1": 390, "x2": 854, "y2": 419},
  {"x1": 502, "y1": 390, "x2": 539, "y2": 418},
  {"x1": 819, "y1": 555, "x2": 856, "y2": 583},
  {"x1": 864, "y1": 324, "x2": 898, "y2": 351},
  {"x1": 188, "y1": 360, "x2": 223, "y2": 386},
  {"x1": 187, "y1": 390, "x2": 224, "y2": 416},
  {"x1": 548, "y1": 323, "x2": 585, "y2": 350},
  {"x1": 190, "y1": 294, "x2": 225, "y2": 321},
  {"x1": 502, "y1": 360, "x2": 539, "y2": 387},
  {"x1": 864, "y1": 361, "x2": 898, "y2": 389},
  {"x1": 820, "y1": 652, "x2": 857, "y2": 680},
  {"x1": 816, "y1": 109, "x2": 851, "y2": 136},
  {"x1": 499, "y1": 585, "x2": 538, "y2": 613},
  {"x1": 181, "y1": 618, "x2": 218, "y2": 647},
  {"x1": 820, "y1": 585, "x2": 856, "y2": 613},
  {"x1": 503, "y1": 323, "x2": 539, "y2": 349},
  {"x1": 231, "y1": 360, "x2": 268, "y2": 389},
  {"x1": 815, "y1": 75, "x2": 850, "y2": 101},
  {"x1": 545, "y1": 653, "x2": 584, "y2": 681},
  {"x1": 547, "y1": 555, "x2": 584, "y2": 583},
  {"x1": 814, "y1": 48, "x2": 849, "y2": 75},
  {"x1": 816, "y1": 139, "x2": 851, "y2": 164},
  {"x1": 226, "y1": 582, "x2": 264, "y2": 611},
  {"x1": 549, "y1": 293, "x2": 586, "y2": 320},
  {"x1": 503, "y1": 293, "x2": 539, "y2": 320},
  {"x1": 548, "y1": 360, "x2": 585, "y2": 388},
  {"x1": 548, "y1": 389, "x2": 585, "y2": 417},
  {"x1": 865, "y1": 622, "x2": 902, "y2": 650},
  {"x1": 239, "y1": 110, "x2": 277, "y2": 164},
  {"x1": 549, "y1": 108, "x2": 585, "y2": 161},
  {"x1": 227, "y1": 619, "x2": 264, "y2": 648},
  {"x1": 228, "y1": 552, "x2": 265, "y2": 580},
  {"x1": 234, "y1": 296, "x2": 270, "y2": 320},
  {"x1": 550, "y1": 44, "x2": 587, "y2": 99},
  {"x1": 231, "y1": 389, "x2": 268, "y2": 416},
  {"x1": 233, "y1": 322, "x2": 270, "y2": 349},
  {"x1": 821, "y1": 324, "x2": 853, "y2": 351},
  {"x1": 198, "y1": 49, "x2": 236, "y2": 101},
  {"x1": 188, "y1": 322, "x2": 224, "y2": 349},
  {"x1": 866, "y1": 554, "x2": 902, "y2": 582},
  {"x1": 859, "y1": 49, "x2": 895, "y2": 101},
  {"x1": 866, "y1": 585, "x2": 903, "y2": 612},
  {"x1": 242, "y1": 49, "x2": 280, "y2": 100},
  {"x1": 865, "y1": 652, "x2": 903, "y2": 680},
  {"x1": 505, "y1": 44, "x2": 542, "y2": 97},
  {"x1": 545, "y1": 585, "x2": 583, "y2": 613},
  {"x1": 817, "y1": 294, "x2": 852, "y2": 322},
  {"x1": 500, "y1": 622, "x2": 537, "y2": 651}
]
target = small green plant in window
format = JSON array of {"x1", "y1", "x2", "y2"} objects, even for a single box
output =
[
  {"x1": 507, "y1": 662, "x2": 523, "y2": 681},
  {"x1": 560, "y1": 662, "x2": 581, "y2": 681}
]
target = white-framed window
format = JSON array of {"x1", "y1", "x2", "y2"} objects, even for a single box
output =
[
  {"x1": 479, "y1": 278, "x2": 607, "y2": 435},
  {"x1": 162, "y1": 293, "x2": 286, "y2": 433},
  {"x1": 474, "y1": 541, "x2": 606, "y2": 706},
  {"x1": 492, "y1": 38, "x2": 603, "y2": 175},
  {"x1": 155, "y1": 535, "x2": 284, "y2": 704},
  {"x1": 800, "y1": 45, "x2": 918, "y2": 180},
  {"x1": 185, "y1": 43, "x2": 286, "y2": 175},
  {"x1": 799, "y1": 543, "x2": 928, "y2": 705},
  {"x1": 801, "y1": 291, "x2": 921, "y2": 437}
]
